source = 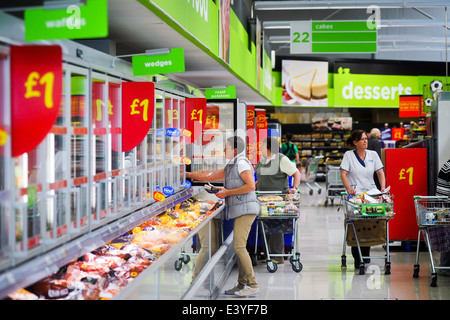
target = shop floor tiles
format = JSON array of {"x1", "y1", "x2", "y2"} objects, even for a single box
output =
[{"x1": 218, "y1": 182, "x2": 450, "y2": 301}]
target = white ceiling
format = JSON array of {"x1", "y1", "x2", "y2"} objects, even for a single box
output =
[{"x1": 256, "y1": 0, "x2": 450, "y2": 61}]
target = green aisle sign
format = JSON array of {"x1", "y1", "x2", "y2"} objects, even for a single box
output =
[
  {"x1": 205, "y1": 86, "x2": 236, "y2": 99},
  {"x1": 24, "y1": 0, "x2": 108, "y2": 41},
  {"x1": 132, "y1": 48, "x2": 185, "y2": 76},
  {"x1": 290, "y1": 21, "x2": 377, "y2": 54}
]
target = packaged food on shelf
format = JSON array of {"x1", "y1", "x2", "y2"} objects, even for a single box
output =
[{"x1": 7, "y1": 197, "x2": 222, "y2": 300}]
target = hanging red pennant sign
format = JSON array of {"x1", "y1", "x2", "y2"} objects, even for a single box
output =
[
  {"x1": 399, "y1": 95, "x2": 421, "y2": 118},
  {"x1": 255, "y1": 109, "x2": 267, "y2": 163},
  {"x1": 246, "y1": 105, "x2": 257, "y2": 165},
  {"x1": 121, "y1": 82, "x2": 155, "y2": 152},
  {"x1": 184, "y1": 97, "x2": 206, "y2": 144},
  {"x1": 202, "y1": 103, "x2": 221, "y2": 146},
  {"x1": 10, "y1": 45, "x2": 63, "y2": 157}
]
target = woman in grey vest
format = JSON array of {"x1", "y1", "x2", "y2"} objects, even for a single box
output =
[
  {"x1": 256, "y1": 137, "x2": 301, "y2": 264},
  {"x1": 186, "y1": 136, "x2": 260, "y2": 297}
]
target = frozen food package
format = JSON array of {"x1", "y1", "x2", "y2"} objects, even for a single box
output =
[{"x1": 7, "y1": 289, "x2": 39, "y2": 300}]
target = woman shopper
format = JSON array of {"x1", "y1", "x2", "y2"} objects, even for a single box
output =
[
  {"x1": 340, "y1": 130, "x2": 386, "y2": 268},
  {"x1": 186, "y1": 136, "x2": 260, "y2": 297},
  {"x1": 255, "y1": 137, "x2": 301, "y2": 264}
]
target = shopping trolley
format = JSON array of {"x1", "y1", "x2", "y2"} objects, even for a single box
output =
[
  {"x1": 324, "y1": 161, "x2": 345, "y2": 207},
  {"x1": 254, "y1": 191, "x2": 302, "y2": 273},
  {"x1": 412, "y1": 195, "x2": 450, "y2": 287},
  {"x1": 174, "y1": 196, "x2": 224, "y2": 272},
  {"x1": 340, "y1": 192, "x2": 395, "y2": 275},
  {"x1": 305, "y1": 156, "x2": 323, "y2": 195}
]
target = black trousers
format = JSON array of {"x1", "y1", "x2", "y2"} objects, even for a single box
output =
[{"x1": 351, "y1": 246, "x2": 370, "y2": 267}]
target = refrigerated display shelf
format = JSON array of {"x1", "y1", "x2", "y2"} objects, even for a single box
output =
[{"x1": 0, "y1": 186, "x2": 209, "y2": 299}]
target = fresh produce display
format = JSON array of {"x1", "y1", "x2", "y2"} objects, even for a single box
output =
[{"x1": 7, "y1": 198, "x2": 222, "y2": 300}]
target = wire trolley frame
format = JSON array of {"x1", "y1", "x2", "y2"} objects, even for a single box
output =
[
  {"x1": 340, "y1": 192, "x2": 395, "y2": 275},
  {"x1": 324, "y1": 163, "x2": 345, "y2": 207},
  {"x1": 412, "y1": 195, "x2": 450, "y2": 287},
  {"x1": 255, "y1": 191, "x2": 302, "y2": 273}
]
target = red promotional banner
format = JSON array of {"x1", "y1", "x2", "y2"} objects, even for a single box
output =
[
  {"x1": 247, "y1": 105, "x2": 257, "y2": 165},
  {"x1": 399, "y1": 95, "x2": 421, "y2": 118},
  {"x1": 385, "y1": 148, "x2": 427, "y2": 241},
  {"x1": 202, "y1": 103, "x2": 220, "y2": 146},
  {"x1": 109, "y1": 83, "x2": 121, "y2": 152},
  {"x1": 419, "y1": 96, "x2": 426, "y2": 117},
  {"x1": 255, "y1": 109, "x2": 267, "y2": 163},
  {"x1": 391, "y1": 127, "x2": 405, "y2": 141},
  {"x1": 91, "y1": 81, "x2": 104, "y2": 127},
  {"x1": 10, "y1": 45, "x2": 63, "y2": 157},
  {"x1": 184, "y1": 97, "x2": 206, "y2": 144},
  {"x1": 121, "y1": 82, "x2": 155, "y2": 152}
]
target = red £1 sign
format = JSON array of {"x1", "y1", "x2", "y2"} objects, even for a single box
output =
[
  {"x1": 121, "y1": 82, "x2": 155, "y2": 152},
  {"x1": 184, "y1": 97, "x2": 206, "y2": 144},
  {"x1": 10, "y1": 45, "x2": 63, "y2": 157}
]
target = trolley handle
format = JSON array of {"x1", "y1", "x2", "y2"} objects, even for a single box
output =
[
  {"x1": 255, "y1": 190, "x2": 301, "y2": 194},
  {"x1": 413, "y1": 195, "x2": 449, "y2": 200}
]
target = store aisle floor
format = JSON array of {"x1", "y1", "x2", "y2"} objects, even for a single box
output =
[{"x1": 218, "y1": 183, "x2": 450, "y2": 300}]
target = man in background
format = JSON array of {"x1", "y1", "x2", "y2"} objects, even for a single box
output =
[{"x1": 368, "y1": 128, "x2": 383, "y2": 190}]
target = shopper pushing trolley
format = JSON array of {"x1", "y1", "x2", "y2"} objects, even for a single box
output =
[{"x1": 339, "y1": 130, "x2": 392, "y2": 274}]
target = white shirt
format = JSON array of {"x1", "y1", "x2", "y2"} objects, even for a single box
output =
[
  {"x1": 259, "y1": 153, "x2": 298, "y2": 176},
  {"x1": 235, "y1": 153, "x2": 253, "y2": 175},
  {"x1": 340, "y1": 149, "x2": 383, "y2": 193}
]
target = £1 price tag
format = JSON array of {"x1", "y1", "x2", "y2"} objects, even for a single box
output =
[
  {"x1": 10, "y1": 45, "x2": 63, "y2": 157},
  {"x1": 153, "y1": 191, "x2": 165, "y2": 202},
  {"x1": 121, "y1": 82, "x2": 155, "y2": 152}
]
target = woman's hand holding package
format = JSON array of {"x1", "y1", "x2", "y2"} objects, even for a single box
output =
[{"x1": 215, "y1": 187, "x2": 228, "y2": 199}]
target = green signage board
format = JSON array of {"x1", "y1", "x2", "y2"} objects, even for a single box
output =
[
  {"x1": 290, "y1": 21, "x2": 377, "y2": 54},
  {"x1": 334, "y1": 69, "x2": 418, "y2": 107},
  {"x1": 24, "y1": 0, "x2": 108, "y2": 41},
  {"x1": 205, "y1": 86, "x2": 236, "y2": 99},
  {"x1": 132, "y1": 48, "x2": 185, "y2": 76},
  {"x1": 141, "y1": 0, "x2": 214, "y2": 50}
]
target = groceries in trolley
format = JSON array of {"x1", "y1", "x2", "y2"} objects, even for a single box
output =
[
  {"x1": 414, "y1": 196, "x2": 450, "y2": 225},
  {"x1": 7, "y1": 198, "x2": 222, "y2": 300},
  {"x1": 413, "y1": 196, "x2": 450, "y2": 287},
  {"x1": 421, "y1": 209, "x2": 450, "y2": 224},
  {"x1": 343, "y1": 191, "x2": 394, "y2": 218},
  {"x1": 258, "y1": 193, "x2": 299, "y2": 217}
]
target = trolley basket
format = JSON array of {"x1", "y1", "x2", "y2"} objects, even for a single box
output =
[
  {"x1": 412, "y1": 195, "x2": 450, "y2": 287},
  {"x1": 324, "y1": 164, "x2": 345, "y2": 207},
  {"x1": 255, "y1": 191, "x2": 302, "y2": 273},
  {"x1": 340, "y1": 192, "x2": 395, "y2": 275}
]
